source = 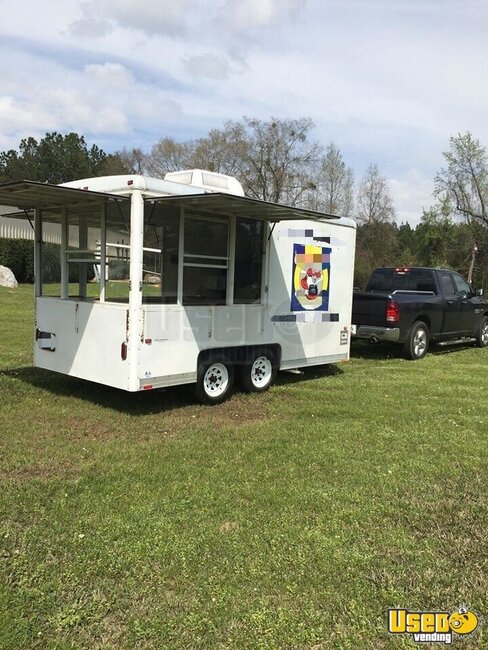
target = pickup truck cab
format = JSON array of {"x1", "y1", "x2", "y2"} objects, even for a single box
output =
[{"x1": 352, "y1": 267, "x2": 488, "y2": 359}]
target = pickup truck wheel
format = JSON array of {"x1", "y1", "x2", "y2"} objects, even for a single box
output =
[
  {"x1": 404, "y1": 321, "x2": 429, "y2": 360},
  {"x1": 475, "y1": 316, "x2": 488, "y2": 348},
  {"x1": 239, "y1": 350, "x2": 277, "y2": 393},
  {"x1": 195, "y1": 357, "x2": 234, "y2": 405}
]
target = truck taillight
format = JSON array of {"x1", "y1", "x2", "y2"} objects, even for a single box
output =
[{"x1": 386, "y1": 300, "x2": 400, "y2": 323}]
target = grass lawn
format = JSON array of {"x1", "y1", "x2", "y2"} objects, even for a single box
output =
[{"x1": 1, "y1": 285, "x2": 487, "y2": 649}]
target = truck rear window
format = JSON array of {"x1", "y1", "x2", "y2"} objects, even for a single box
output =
[{"x1": 367, "y1": 269, "x2": 437, "y2": 293}]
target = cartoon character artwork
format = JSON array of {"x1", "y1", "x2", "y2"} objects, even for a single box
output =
[
  {"x1": 448, "y1": 608, "x2": 478, "y2": 635},
  {"x1": 291, "y1": 243, "x2": 331, "y2": 311}
]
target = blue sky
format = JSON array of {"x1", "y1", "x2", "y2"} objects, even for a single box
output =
[{"x1": 1, "y1": 0, "x2": 487, "y2": 223}]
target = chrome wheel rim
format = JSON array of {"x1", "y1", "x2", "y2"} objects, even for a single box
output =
[
  {"x1": 413, "y1": 329, "x2": 427, "y2": 357},
  {"x1": 203, "y1": 363, "x2": 229, "y2": 397},
  {"x1": 250, "y1": 356, "x2": 273, "y2": 388},
  {"x1": 481, "y1": 322, "x2": 488, "y2": 346}
]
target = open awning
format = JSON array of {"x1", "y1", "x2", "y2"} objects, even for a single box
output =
[
  {"x1": 0, "y1": 182, "x2": 341, "y2": 222},
  {"x1": 145, "y1": 192, "x2": 340, "y2": 222},
  {"x1": 0, "y1": 180, "x2": 129, "y2": 212}
]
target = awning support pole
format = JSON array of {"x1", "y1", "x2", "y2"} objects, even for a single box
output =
[
  {"x1": 99, "y1": 204, "x2": 106, "y2": 302},
  {"x1": 177, "y1": 207, "x2": 184, "y2": 306},
  {"x1": 24, "y1": 210, "x2": 35, "y2": 232},
  {"x1": 34, "y1": 209, "x2": 42, "y2": 297},
  {"x1": 60, "y1": 209, "x2": 68, "y2": 299},
  {"x1": 128, "y1": 190, "x2": 144, "y2": 391},
  {"x1": 226, "y1": 215, "x2": 236, "y2": 306},
  {"x1": 267, "y1": 222, "x2": 277, "y2": 244}
]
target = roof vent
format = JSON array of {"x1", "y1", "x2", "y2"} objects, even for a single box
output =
[
  {"x1": 202, "y1": 172, "x2": 229, "y2": 190},
  {"x1": 164, "y1": 169, "x2": 245, "y2": 196},
  {"x1": 166, "y1": 171, "x2": 193, "y2": 185}
]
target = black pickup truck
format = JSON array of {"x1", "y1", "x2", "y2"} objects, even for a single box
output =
[{"x1": 352, "y1": 267, "x2": 488, "y2": 359}]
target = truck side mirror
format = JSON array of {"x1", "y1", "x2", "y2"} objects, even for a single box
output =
[{"x1": 476, "y1": 288, "x2": 484, "y2": 296}]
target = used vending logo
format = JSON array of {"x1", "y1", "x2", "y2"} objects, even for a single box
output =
[{"x1": 388, "y1": 607, "x2": 478, "y2": 644}]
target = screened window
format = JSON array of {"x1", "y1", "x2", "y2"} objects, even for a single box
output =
[
  {"x1": 39, "y1": 203, "x2": 130, "y2": 302},
  {"x1": 182, "y1": 215, "x2": 229, "y2": 305},
  {"x1": 160, "y1": 214, "x2": 179, "y2": 303},
  {"x1": 104, "y1": 203, "x2": 130, "y2": 302},
  {"x1": 40, "y1": 209, "x2": 62, "y2": 297},
  {"x1": 142, "y1": 204, "x2": 179, "y2": 304},
  {"x1": 66, "y1": 209, "x2": 103, "y2": 299},
  {"x1": 184, "y1": 217, "x2": 228, "y2": 258},
  {"x1": 183, "y1": 266, "x2": 227, "y2": 305},
  {"x1": 39, "y1": 208, "x2": 104, "y2": 299},
  {"x1": 234, "y1": 218, "x2": 263, "y2": 304}
]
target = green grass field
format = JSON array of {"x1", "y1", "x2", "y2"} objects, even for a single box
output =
[{"x1": 1, "y1": 286, "x2": 487, "y2": 649}]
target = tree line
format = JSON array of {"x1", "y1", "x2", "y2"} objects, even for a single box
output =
[{"x1": 0, "y1": 121, "x2": 487, "y2": 287}]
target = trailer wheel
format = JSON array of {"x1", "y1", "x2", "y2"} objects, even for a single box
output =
[
  {"x1": 403, "y1": 321, "x2": 429, "y2": 360},
  {"x1": 195, "y1": 356, "x2": 234, "y2": 405},
  {"x1": 239, "y1": 350, "x2": 277, "y2": 393},
  {"x1": 475, "y1": 316, "x2": 488, "y2": 348}
]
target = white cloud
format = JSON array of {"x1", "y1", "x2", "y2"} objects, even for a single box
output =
[
  {"x1": 69, "y1": 16, "x2": 112, "y2": 38},
  {"x1": 46, "y1": 88, "x2": 129, "y2": 133},
  {"x1": 0, "y1": 96, "x2": 58, "y2": 133},
  {"x1": 224, "y1": 0, "x2": 304, "y2": 29},
  {"x1": 84, "y1": 62, "x2": 135, "y2": 88},
  {"x1": 0, "y1": 48, "x2": 184, "y2": 147},
  {"x1": 183, "y1": 53, "x2": 230, "y2": 80},
  {"x1": 85, "y1": 0, "x2": 196, "y2": 37},
  {"x1": 390, "y1": 170, "x2": 435, "y2": 225}
]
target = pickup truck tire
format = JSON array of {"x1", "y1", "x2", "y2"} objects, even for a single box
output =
[
  {"x1": 403, "y1": 321, "x2": 429, "y2": 360},
  {"x1": 475, "y1": 316, "x2": 488, "y2": 348}
]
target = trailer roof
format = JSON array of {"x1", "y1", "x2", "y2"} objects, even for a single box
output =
[
  {"x1": 0, "y1": 180, "x2": 129, "y2": 211},
  {"x1": 146, "y1": 192, "x2": 341, "y2": 222}
]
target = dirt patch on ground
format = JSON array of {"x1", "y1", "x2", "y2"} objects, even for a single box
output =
[
  {"x1": 134, "y1": 392, "x2": 274, "y2": 434},
  {"x1": 201, "y1": 394, "x2": 272, "y2": 427},
  {"x1": 0, "y1": 461, "x2": 80, "y2": 482},
  {"x1": 64, "y1": 416, "x2": 126, "y2": 442}
]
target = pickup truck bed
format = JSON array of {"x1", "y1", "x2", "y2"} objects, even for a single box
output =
[{"x1": 352, "y1": 267, "x2": 488, "y2": 359}]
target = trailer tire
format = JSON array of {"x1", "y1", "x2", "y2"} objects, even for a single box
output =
[
  {"x1": 403, "y1": 321, "x2": 429, "y2": 360},
  {"x1": 239, "y1": 349, "x2": 277, "y2": 393},
  {"x1": 475, "y1": 316, "x2": 488, "y2": 348},
  {"x1": 195, "y1": 355, "x2": 234, "y2": 405}
]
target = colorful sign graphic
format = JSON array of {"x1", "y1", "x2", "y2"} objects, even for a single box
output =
[{"x1": 291, "y1": 243, "x2": 331, "y2": 312}]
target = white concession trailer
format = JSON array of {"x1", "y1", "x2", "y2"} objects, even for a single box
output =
[{"x1": 0, "y1": 171, "x2": 356, "y2": 403}]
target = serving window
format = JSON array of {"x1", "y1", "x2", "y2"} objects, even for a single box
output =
[
  {"x1": 38, "y1": 199, "x2": 266, "y2": 307},
  {"x1": 39, "y1": 202, "x2": 130, "y2": 302},
  {"x1": 234, "y1": 218, "x2": 264, "y2": 304},
  {"x1": 183, "y1": 215, "x2": 229, "y2": 306},
  {"x1": 142, "y1": 204, "x2": 179, "y2": 304},
  {"x1": 142, "y1": 206, "x2": 265, "y2": 307}
]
